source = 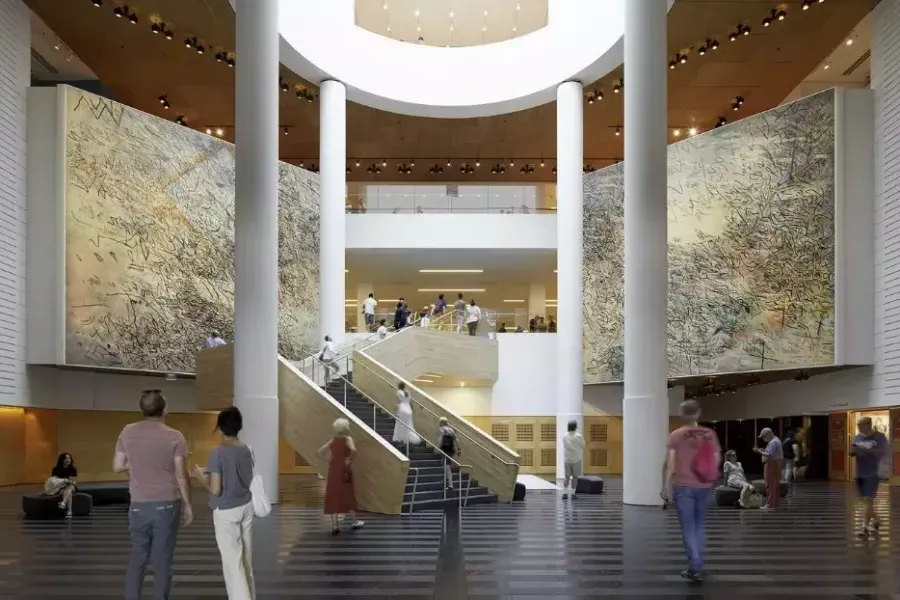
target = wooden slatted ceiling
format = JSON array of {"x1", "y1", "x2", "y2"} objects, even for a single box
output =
[{"x1": 25, "y1": 0, "x2": 876, "y2": 182}]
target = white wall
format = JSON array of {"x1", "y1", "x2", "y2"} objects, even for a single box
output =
[
  {"x1": 428, "y1": 387, "x2": 492, "y2": 415},
  {"x1": 872, "y1": 0, "x2": 900, "y2": 407},
  {"x1": 345, "y1": 214, "x2": 557, "y2": 249},
  {"x1": 0, "y1": 0, "x2": 30, "y2": 407}
]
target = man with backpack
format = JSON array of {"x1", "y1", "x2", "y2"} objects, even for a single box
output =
[{"x1": 663, "y1": 400, "x2": 721, "y2": 583}]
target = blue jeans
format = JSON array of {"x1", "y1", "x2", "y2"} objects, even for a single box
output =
[{"x1": 672, "y1": 485, "x2": 710, "y2": 573}]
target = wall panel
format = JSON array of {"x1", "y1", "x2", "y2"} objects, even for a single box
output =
[
  {"x1": 0, "y1": 408, "x2": 24, "y2": 486},
  {"x1": 23, "y1": 409, "x2": 58, "y2": 483}
]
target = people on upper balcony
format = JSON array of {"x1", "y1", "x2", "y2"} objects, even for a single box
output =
[
  {"x1": 498, "y1": 322, "x2": 507, "y2": 333},
  {"x1": 393, "y1": 300, "x2": 405, "y2": 330},
  {"x1": 362, "y1": 293, "x2": 377, "y2": 333},
  {"x1": 465, "y1": 299, "x2": 482, "y2": 336},
  {"x1": 205, "y1": 331, "x2": 227, "y2": 348},
  {"x1": 376, "y1": 319, "x2": 388, "y2": 340},
  {"x1": 548, "y1": 316, "x2": 557, "y2": 333},
  {"x1": 45, "y1": 452, "x2": 78, "y2": 518},
  {"x1": 433, "y1": 293, "x2": 447, "y2": 316}
]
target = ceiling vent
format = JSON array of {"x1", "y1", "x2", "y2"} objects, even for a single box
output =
[{"x1": 843, "y1": 49, "x2": 870, "y2": 77}]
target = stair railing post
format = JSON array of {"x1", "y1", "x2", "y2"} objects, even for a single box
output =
[{"x1": 459, "y1": 467, "x2": 462, "y2": 511}]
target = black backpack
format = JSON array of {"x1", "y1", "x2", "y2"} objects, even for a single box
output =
[{"x1": 782, "y1": 437, "x2": 795, "y2": 460}]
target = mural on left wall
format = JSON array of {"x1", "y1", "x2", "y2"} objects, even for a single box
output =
[{"x1": 64, "y1": 88, "x2": 320, "y2": 372}]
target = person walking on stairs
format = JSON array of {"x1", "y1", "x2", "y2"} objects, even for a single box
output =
[
  {"x1": 663, "y1": 400, "x2": 720, "y2": 583},
  {"x1": 392, "y1": 382, "x2": 421, "y2": 451},
  {"x1": 454, "y1": 293, "x2": 466, "y2": 333},
  {"x1": 561, "y1": 420, "x2": 584, "y2": 500},
  {"x1": 318, "y1": 418, "x2": 365, "y2": 535},
  {"x1": 465, "y1": 299, "x2": 482, "y2": 336},
  {"x1": 850, "y1": 416, "x2": 888, "y2": 538},
  {"x1": 754, "y1": 428, "x2": 783, "y2": 510},
  {"x1": 438, "y1": 417, "x2": 460, "y2": 490},
  {"x1": 319, "y1": 335, "x2": 337, "y2": 384}
]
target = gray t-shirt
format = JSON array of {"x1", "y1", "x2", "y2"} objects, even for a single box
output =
[
  {"x1": 854, "y1": 432, "x2": 888, "y2": 478},
  {"x1": 207, "y1": 444, "x2": 253, "y2": 511},
  {"x1": 454, "y1": 299, "x2": 466, "y2": 315}
]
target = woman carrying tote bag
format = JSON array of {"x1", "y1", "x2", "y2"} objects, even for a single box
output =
[{"x1": 191, "y1": 407, "x2": 259, "y2": 600}]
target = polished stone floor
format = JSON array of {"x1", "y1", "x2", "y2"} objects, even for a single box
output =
[{"x1": 0, "y1": 477, "x2": 896, "y2": 598}]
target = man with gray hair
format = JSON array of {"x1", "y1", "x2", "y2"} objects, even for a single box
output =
[
  {"x1": 663, "y1": 400, "x2": 720, "y2": 582},
  {"x1": 113, "y1": 390, "x2": 193, "y2": 600},
  {"x1": 754, "y1": 427, "x2": 783, "y2": 509}
]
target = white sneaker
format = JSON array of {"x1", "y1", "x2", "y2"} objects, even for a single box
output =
[{"x1": 351, "y1": 520, "x2": 365, "y2": 530}]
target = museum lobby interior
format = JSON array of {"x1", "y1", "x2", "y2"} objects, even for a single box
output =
[{"x1": 2, "y1": 0, "x2": 900, "y2": 597}]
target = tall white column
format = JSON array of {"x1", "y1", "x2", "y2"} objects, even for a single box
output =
[
  {"x1": 234, "y1": 0, "x2": 279, "y2": 500},
  {"x1": 622, "y1": 0, "x2": 669, "y2": 506},
  {"x1": 556, "y1": 81, "x2": 584, "y2": 480},
  {"x1": 528, "y1": 282, "x2": 546, "y2": 320},
  {"x1": 320, "y1": 80, "x2": 347, "y2": 345},
  {"x1": 356, "y1": 282, "x2": 374, "y2": 332}
]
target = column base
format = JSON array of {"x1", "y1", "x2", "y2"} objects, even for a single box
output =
[
  {"x1": 233, "y1": 394, "x2": 280, "y2": 503},
  {"x1": 622, "y1": 393, "x2": 669, "y2": 506}
]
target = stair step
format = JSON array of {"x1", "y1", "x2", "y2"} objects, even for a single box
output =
[
  {"x1": 408, "y1": 472, "x2": 469, "y2": 485},
  {"x1": 405, "y1": 486, "x2": 488, "y2": 503},
  {"x1": 402, "y1": 493, "x2": 499, "y2": 512}
]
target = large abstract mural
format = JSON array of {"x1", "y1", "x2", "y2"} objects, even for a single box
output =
[
  {"x1": 64, "y1": 88, "x2": 320, "y2": 372},
  {"x1": 583, "y1": 90, "x2": 835, "y2": 383}
]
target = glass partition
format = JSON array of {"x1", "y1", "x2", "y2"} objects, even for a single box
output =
[{"x1": 346, "y1": 184, "x2": 556, "y2": 214}]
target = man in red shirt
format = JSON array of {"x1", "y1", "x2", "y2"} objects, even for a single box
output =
[{"x1": 663, "y1": 400, "x2": 721, "y2": 582}]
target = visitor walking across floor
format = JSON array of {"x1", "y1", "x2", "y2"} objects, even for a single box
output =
[
  {"x1": 113, "y1": 390, "x2": 193, "y2": 600},
  {"x1": 561, "y1": 420, "x2": 585, "y2": 500},
  {"x1": 754, "y1": 428, "x2": 783, "y2": 509},
  {"x1": 190, "y1": 407, "x2": 256, "y2": 600},
  {"x1": 663, "y1": 400, "x2": 721, "y2": 582},
  {"x1": 851, "y1": 416, "x2": 888, "y2": 538}
]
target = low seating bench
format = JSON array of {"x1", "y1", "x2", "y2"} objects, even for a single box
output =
[
  {"x1": 575, "y1": 476, "x2": 604, "y2": 495},
  {"x1": 23, "y1": 492, "x2": 92, "y2": 518},
  {"x1": 77, "y1": 482, "x2": 131, "y2": 505},
  {"x1": 714, "y1": 485, "x2": 741, "y2": 507},
  {"x1": 751, "y1": 479, "x2": 789, "y2": 498}
]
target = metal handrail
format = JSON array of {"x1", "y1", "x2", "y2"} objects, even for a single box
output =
[
  {"x1": 408, "y1": 467, "x2": 419, "y2": 515},
  {"x1": 310, "y1": 355, "x2": 473, "y2": 511},
  {"x1": 350, "y1": 353, "x2": 518, "y2": 469}
]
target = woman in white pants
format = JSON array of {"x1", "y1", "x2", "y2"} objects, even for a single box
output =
[{"x1": 192, "y1": 407, "x2": 256, "y2": 600}]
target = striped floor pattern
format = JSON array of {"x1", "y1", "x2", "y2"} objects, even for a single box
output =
[{"x1": 0, "y1": 479, "x2": 895, "y2": 598}]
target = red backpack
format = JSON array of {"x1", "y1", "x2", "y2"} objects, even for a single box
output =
[{"x1": 691, "y1": 433, "x2": 719, "y2": 484}]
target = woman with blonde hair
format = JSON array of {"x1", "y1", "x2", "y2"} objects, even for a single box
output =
[
  {"x1": 723, "y1": 449, "x2": 757, "y2": 508},
  {"x1": 318, "y1": 418, "x2": 365, "y2": 535}
]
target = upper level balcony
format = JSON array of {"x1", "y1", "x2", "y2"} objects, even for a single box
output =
[{"x1": 345, "y1": 183, "x2": 557, "y2": 249}]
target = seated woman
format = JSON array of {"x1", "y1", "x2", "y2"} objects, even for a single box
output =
[
  {"x1": 45, "y1": 453, "x2": 78, "y2": 518},
  {"x1": 723, "y1": 450, "x2": 756, "y2": 508}
]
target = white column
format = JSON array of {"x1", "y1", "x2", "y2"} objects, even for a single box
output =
[
  {"x1": 623, "y1": 0, "x2": 669, "y2": 506},
  {"x1": 528, "y1": 282, "x2": 546, "y2": 320},
  {"x1": 556, "y1": 81, "x2": 584, "y2": 480},
  {"x1": 234, "y1": 0, "x2": 279, "y2": 500},
  {"x1": 356, "y1": 282, "x2": 374, "y2": 332},
  {"x1": 320, "y1": 81, "x2": 347, "y2": 345}
]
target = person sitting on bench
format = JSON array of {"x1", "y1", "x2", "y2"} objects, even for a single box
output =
[
  {"x1": 723, "y1": 450, "x2": 758, "y2": 508},
  {"x1": 44, "y1": 453, "x2": 78, "y2": 518}
]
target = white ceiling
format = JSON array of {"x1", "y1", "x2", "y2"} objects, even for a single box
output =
[
  {"x1": 355, "y1": 0, "x2": 548, "y2": 47},
  {"x1": 782, "y1": 9, "x2": 871, "y2": 103}
]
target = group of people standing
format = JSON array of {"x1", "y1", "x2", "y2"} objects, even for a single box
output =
[
  {"x1": 360, "y1": 292, "x2": 484, "y2": 336},
  {"x1": 664, "y1": 402, "x2": 889, "y2": 583}
]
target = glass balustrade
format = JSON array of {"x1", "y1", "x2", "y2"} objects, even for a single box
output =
[{"x1": 344, "y1": 184, "x2": 557, "y2": 214}]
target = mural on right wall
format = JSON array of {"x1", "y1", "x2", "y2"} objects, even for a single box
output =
[{"x1": 583, "y1": 90, "x2": 835, "y2": 384}]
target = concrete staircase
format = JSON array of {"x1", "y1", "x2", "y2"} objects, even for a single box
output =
[{"x1": 323, "y1": 377, "x2": 499, "y2": 512}]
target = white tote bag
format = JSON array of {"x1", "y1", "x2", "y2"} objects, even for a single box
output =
[{"x1": 247, "y1": 445, "x2": 272, "y2": 518}]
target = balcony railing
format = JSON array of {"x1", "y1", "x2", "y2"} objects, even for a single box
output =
[{"x1": 344, "y1": 185, "x2": 557, "y2": 215}]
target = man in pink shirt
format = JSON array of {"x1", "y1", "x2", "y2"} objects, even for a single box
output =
[
  {"x1": 663, "y1": 400, "x2": 721, "y2": 582},
  {"x1": 113, "y1": 390, "x2": 193, "y2": 600}
]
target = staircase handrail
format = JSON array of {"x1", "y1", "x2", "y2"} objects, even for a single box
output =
[
  {"x1": 309, "y1": 354, "x2": 473, "y2": 511},
  {"x1": 351, "y1": 354, "x2": 518, "y2": 469}
]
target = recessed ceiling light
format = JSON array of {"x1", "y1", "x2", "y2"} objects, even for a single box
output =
[
  {"x1": 823, "y1": 63, "x2": 830, "y2": 70},
  {"x1": 418, "y1": 269, "x2": 483, "y2": 273},
  {"x1": 417, "y1": 288, "x2": 485, "y2": 293},
  {"x1": 845, "y1": 37, "x2": 854, "y2": 46},
  {"x1": 673, "y1": 129, "x2": 681, "y2": 137},
  {"x1": 688, "y1": 127, "x2": 698, "y2": 136}
]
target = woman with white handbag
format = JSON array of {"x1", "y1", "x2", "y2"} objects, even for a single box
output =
[{"x1": 191, "y1": 407, "x2": 263, "y2": 600}]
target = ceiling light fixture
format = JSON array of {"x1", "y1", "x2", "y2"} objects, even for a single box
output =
[
  {"x1": 582, "y1": 164, "x2": 595, "y2": 173},
  {"x1": 282, "y1": 127, "x2": 289, "y2": 136},
  {"x1": 741, "y1": 24, "x2": 751, "y2": 36},
  {"x1": 845, "y1": 37, "x2": 854, "y2": 46},
  {"x1": 710, "y1": 39, "x2": 720, "y2": 50},
  {"x1": 613, "y1": 80, "x2": 622, "y2": 94},
  {"x1": 519, "y1": 164, "x2": 535, "y2": 174},
  {"x1": 673, "y1": 128, "x2": 681, "y2": 137},
  {"x1": 729, "y1": 31, "x2": 738, "y2": 42},
  {"x1": 678, "y1": 53, "x2": 687, "y2": 64},
  {"x1": 92, "y1": 0, "x2": 102, "y2": 6},
  {"x1": 490, "y1": 164, "x2": 506, "y2": 174},
  {"x1": 802, "y1": 0, "x2": 812, "y2": 8},
  {"x1": 502, "y1": 299, "x2": 525, "y2": 303},
  {"x1": 823, "y1": 63, "x2": 830, "y2": 70},
  {"x1": 215, "y1": 128, "x2": 224, "y2": 137},
  {"x1": 475, "y1": 159, "x2": 480, "y2": 167},
  {"x1": 688, "y1": 127, "x2": 698, "y2": 136},
  {"x1": 396, "y1": 163, "x2": 413, "y2": 175},
  {"x1": 175, "y1": 115, "x2": 187, "y2": 126},
  {"x1": 429, "y1": 164, "x2": 445, "y2": 174},
  {"x1": 355, "y1": 160, "x2": 360, "y2": 167},
  {"x1": 418, "y1": 269, "x2": 484, "y2": 274},
  {"x1": 164, "y1": 28, "x2": 174, "y2": 40},
  {"x1": 205, "y1": 127, "x2": 212, "y2": 135},
  {"x1": 509, "y1": 159, "x2": 515, "y2": 167},
  {"x1": 614, "y1": 126, "x2": 621, "y2": 137},
  {"x1": 715, "y1": 117, "x2": 727, "y2": 128},
  {"x1": 366, "y1": 163, "x2": 382, "y2": 174},
  {"x1": 417, "y1": 289, "x2": 485, "y2": 293},
  {"x1": 776, "y1": 10, "x2": 787, "y2": 20},
  {"x1": 698, "y1": 45, "x2": 708, "y2": 56},
  {"x1": 669, "y1": 59, "x2": 677, "y2": 70},
  {"x1": 128, "y1": 11, "x2": 138, "y2": 24},
  {"x1": 459, "y1": 163, "x2": 475, "y2": 174}
]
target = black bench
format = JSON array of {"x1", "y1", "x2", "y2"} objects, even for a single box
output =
[
  {"x1": 23, "y1": 492, "x2": 92, "y2": 518},
  {"x1": 714, "y1": 485, "x2": 741, "y2": 507},
  {"x1": 751, "y1": 479, "x2": 789, "y2": 498},
  {"x1": 77, "y1": 482, "x2": 131, "y2": 505},
  {"x1": 575, "y1": 476, "x2": 604, "y2": 495}
]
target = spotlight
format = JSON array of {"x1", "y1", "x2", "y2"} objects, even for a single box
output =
[
  {"x1": 732, "y1": 102, "x2": 740, "y2": 111},
  {"x1": 129, "y1": 13, "x2": 138, "y2": 24},
  {"x1": 113, "y1": 5, "x2": 125, "y2": 18},
  {"x1": 410, "y1": 159, "x2": 415, "y2": 167},
  {"x1": 283, "y1": 127, "x2": 289, "y2": 136},
  {"x1": 196, "y1": 45, "x2": 205, "y2": 54},
  {"x1": 520, "y1": 164, "x2": 535, "y2": 174},
  {"x1": 429, "y1": 164, "x2": 445, "y2": 175},
  {"x1": 845, "y1": 37, "x2": 854, "y2": 46},
  {"x1": 802, "y1": 0, "x2": 812, "y2": 8},
  {"x1": 582, "y1": 164, "x2": 594, "y2": 173},
  {"x1": 309, "y1": 164, "x2": 319, "y2": 173},
  {"x1": 540, "y1": 160, "x2": 545, "y2": 167},
  {"x1": 366, "y1": 164, "x2": 382, "y2": 174},
  {"x1": 688, "y1": 127, "x2": 698, "y2": 136},
  {"x1": 447, "y1": 159, "x2": 452, "y2": 167},
  {"x1": 215, "y1": 52, "x2": 225, "y2": 63},
  {"x1": 673, "y1": 128, "x2": 681, "y2": 137},
  {"x1": 776, "y1": 10, "x2": 786, "y2": 20},
  {"x1": 729, "y1": 31, "x2": 738, "y2": 42},
  {"x1": 164, "y1": 29, "x2": 174, "y2": 40},
  {"x1": 509, "y1": 159, "x2": 515, "y2": 167},
  {"x1": 459, "y1": 163, "x2": 475, "y2": 174},
  {"x1": 669, "y1": 60, "x2": 677, "y2": 70},
  {"x1": 710, "y1": 39, "x2": 720, "y2": 50},
  {"x1": 151, "y1": 22, "x2": 161, "y2": 34},
  {"x1": 396, "y1": 164, "x2": 413, "y2": 175},
  {"x1": 175, "y1": 115, "x2": 187, "y2": 126},
  {"x1": 346, "y1": 166, "x2": 352, "y2": 174},
  {"x1": 226, "y1": 57, "x2": 235, "y2": 67},
  {"x1": 678, "y1": 53, "x2": 687, "y2": 64},
  {"x1": 215, "y1": 128, "x2": 224, "y2": 137},
  {"x1": 612, "y1": 80, "x2": 622, "y2": 94},
  {"x1": 381, "y1": 159, "x2": 387, "y2": 167},
  {"x1": 762, "y1": 16, "x2": 772, "y2": 27},
  {"x1": 490, "y1": 164, "x2": 506, "y2": 174},
  {"x1": 614, "y1": 126, "x2": 621, "y2": 137},
  {"x1": 92, "y1": 0, "x2": 102, "y2": 6},
  {"x1": 355, "y1": 160, "x2": 360, "y2": 167},
  {"x1": 715, "y1": 117, "x2": 727, "y2": 128},
  {"x1": 280, "y1": 79, "x2": 290, "y2": 93},
  {"x1": 551, "y1": 166, "x2": 557, "y2": 174},
  {"x1": 698, "y1": 45, "x2": 707, "y2": 56},
  {"x1": 158, "y1": 94, "x2": 167, "y2": 105},
  {"x1": 737, "y1": 96, "x2": 745, "y2": 106},
  {"x1": 741, "y1": 24, "x2": 751, "y2": 35},
  {"x1": 205, "y1": 127, "x2": 212, "y2": 135},
  {"x1": 475, "y1": 160, "x2": 480, "y2": 167},
  {"x1": 185, "y1": 37, "x2": 196, "y2": 49}
]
